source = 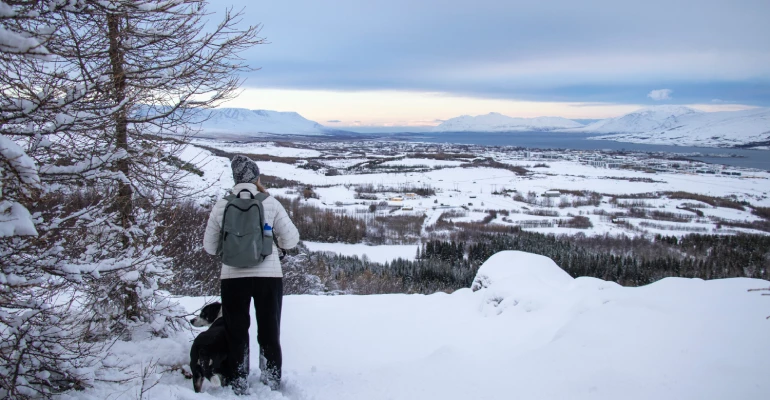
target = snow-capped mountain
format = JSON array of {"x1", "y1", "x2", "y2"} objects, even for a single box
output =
[
  {"x1": 581, "y1": 106, "x2": 770, "y2": 147},
  {"x1": 433, "y1": 112, "x2": 584, "y2": 132},
  {"x1": 134, "y1": 106, "x2": 330, "y2": 137},
  {"x1": 197, "y1": 108, "x2": 328, "y2": 136},
  {"x1": 580, "y1": 105, "x2": 702, "y2": 134}
]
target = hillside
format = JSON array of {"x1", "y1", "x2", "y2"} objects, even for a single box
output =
[
  {"x1": 579, "y1": 106, "x2": 770, "y2": 147},
  {"x1": 580, "y1": 105, "x2": 702, "y2": 134}
]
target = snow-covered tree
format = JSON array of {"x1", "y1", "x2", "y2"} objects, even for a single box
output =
[
  {"x1": 0, "y1": 0, "x2": 262, "y2": 397},
  {"x1": 0, "y1": 2, "x2": 102, "y2": 397},
  {"x1": 30, "y1": 0, "x2": 263, "y2": 339}
]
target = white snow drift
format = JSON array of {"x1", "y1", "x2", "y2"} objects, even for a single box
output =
[{"x1": 71, "y1": 250, "x2": 770, "y2": 400}]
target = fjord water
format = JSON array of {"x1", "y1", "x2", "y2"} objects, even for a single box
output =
[{"x1": 409, "y1": 132, "x2": 770, "y2": 170}]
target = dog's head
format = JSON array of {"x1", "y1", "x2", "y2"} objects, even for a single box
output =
[{"x1": 190, "y1": 302, "x2": 222, "y2": 327}]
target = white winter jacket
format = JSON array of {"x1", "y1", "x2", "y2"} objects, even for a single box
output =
[{"x1": 203, "y1": 183, "x2": 300, "y2": 279}]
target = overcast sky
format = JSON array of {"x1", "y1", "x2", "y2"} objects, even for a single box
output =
[{"x1": 212, "y1": 0, "x2": 770, "y2": 127}]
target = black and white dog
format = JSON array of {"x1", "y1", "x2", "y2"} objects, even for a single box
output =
[{"x1": 190, "y1": 302, "x2": 230, "y2": 393}]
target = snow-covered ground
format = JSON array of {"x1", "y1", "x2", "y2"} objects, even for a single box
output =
[
  {"x1": 193, "y1": 140, "x2": 322, "y2": 158},
  {"x1": 177, "y1": 144, "x2": 235, "y2": 202},
  {"x1": 303, "y1": 242, "x2": 418, "y2": 263},
  {"x1": 379, "y1": 158, "x2": 465, "y2": 168},
  {"x1": 68, "y1": 251, "x2": 770, "y2": 400}
]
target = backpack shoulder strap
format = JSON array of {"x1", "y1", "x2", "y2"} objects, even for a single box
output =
[
  {"x1": 254, "y1": 192, "x2": 269, "y2": 202},
  {"x1": 217, "y1": 193, "x2": 238, "y2": 257}
]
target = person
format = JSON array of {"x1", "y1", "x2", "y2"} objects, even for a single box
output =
[{"x1": 203, "y1": 155, "x2": 300, "y2": 394}]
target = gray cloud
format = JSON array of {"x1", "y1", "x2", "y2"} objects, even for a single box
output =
[
  {"x1": 220, "y1": 0, "x2": 770, "y2": 105},
  {"x1": 327, "y1": 119, "x2": 341, "y2": 123}
]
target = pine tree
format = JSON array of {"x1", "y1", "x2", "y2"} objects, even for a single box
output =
[
  {"x1": 40, "y1": 0, "x2": 262, "y2": 339},
  {"x1": 0, "y1": 0, "x2": 262, "y2": 397}
]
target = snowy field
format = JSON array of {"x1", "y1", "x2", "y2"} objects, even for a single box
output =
[
  {"x1": 176, "y1": 139, "x2": 770, "y2": 247},
  {"x1": 302, "y1": 242, "x2": 418, "y2": 263},
  {"x1": 192, "y1": 140, "x2": 322, "y2": 158},
  {"x1": 68, "y1": 251, "x2": 770, "y2": 400}
]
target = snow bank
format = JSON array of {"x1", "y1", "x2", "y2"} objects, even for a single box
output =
[{"x1": 72, "y1": 250, "x2": 770, "y2": 400}]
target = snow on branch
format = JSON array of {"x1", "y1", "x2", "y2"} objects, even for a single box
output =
[
  {"x1": 38, "y1": 148, "x2": 128, "y2": 177},
  {"x1": 0, "y1": 25, "x2": 47, "y2": 55},
  {"x1": 0, "y1": 134, "x2": 40, "y2": 187},
  {"x1": 0, "y1": 200, "x2": 36, "y2": 236},
  {"x1": 0, "y1": 135, "x2": 40, "y2": 236}
]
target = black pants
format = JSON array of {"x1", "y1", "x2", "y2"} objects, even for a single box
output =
[{"x1": 221, "y1": 277, "x2": 283, "y2": 391}]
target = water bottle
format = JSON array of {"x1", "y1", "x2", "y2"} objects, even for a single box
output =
[{"x1": 261, "y1": 223, "x2": 273, "y2": 257}]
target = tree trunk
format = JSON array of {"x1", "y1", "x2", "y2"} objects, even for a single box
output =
[
  {"x1": 107, "y1": 13, "x2": 139, "y2": 326},
  {"x1": 107, "y1": 13, "x2": 133, "y2": 247}
]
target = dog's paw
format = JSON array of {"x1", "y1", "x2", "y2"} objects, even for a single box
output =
[
  {"x1": 193, "y1": 375, "x2": 204, "y2": 393},
  {"x1": 210, "y1": 374, "x2": 222, "y2": 387},
  {"x1": 192, "y1": 366, "x2": 205, "y2": 393}
]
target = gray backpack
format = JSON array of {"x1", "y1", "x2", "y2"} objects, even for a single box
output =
[{"x1": 217, "y1": 190, "x2": 273, "y2": 267}]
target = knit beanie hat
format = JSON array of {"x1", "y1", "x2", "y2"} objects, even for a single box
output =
[{"x1": 231, "y1": 155, "x2": 260, "y2": 184}]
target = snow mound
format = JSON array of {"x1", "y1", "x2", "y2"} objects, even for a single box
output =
[
  {"x1": 472, "y1": 251, "x2": 574, "y2": 315},
  {"x1": 472, "y1": 251, "x2": 573, "y2": 291}
]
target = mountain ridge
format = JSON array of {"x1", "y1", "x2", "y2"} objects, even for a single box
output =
[
  {"x1": 197, "y1": 108, "x2": 328, "y2": 136},
  {"x1": 433, "y1": 112, "x2": 584, "y2": 132},
  {"x1": 587, "y1": 107, "x2": 770, "y2": 147},
  {"x1": 578, "y1": 105, "x2": 702, "y2": 134}
]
